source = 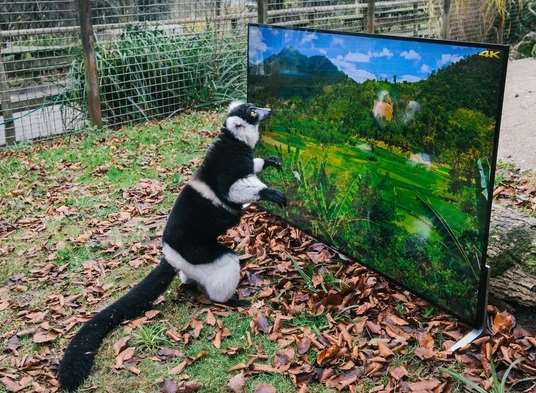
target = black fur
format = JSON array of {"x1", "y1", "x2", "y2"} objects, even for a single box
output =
[
  {"x1": 57, "y1": 104, "x2": 285, "y2": 391},
  {"x1": 57, "y1": 258, "x2": 175, "y2": 391}
]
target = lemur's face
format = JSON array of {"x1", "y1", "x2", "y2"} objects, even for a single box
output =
[{"x1": 225, "y1": 101, "x2": 271, "y2": 148}]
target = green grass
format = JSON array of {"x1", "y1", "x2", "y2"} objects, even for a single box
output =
[{"x1": 54, "y1": 244, "x2": 96, "y2": 268}]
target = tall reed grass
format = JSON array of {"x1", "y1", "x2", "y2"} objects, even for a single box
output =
[{"x1": 64, "y1": 26, "x2": 245, "y2": 127}]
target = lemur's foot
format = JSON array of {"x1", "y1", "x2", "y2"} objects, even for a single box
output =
[
  {"x1": 259, "y1": 188, "x2": 287, "y2": 208},
  {"x1": 264, "y1": 156, "x2": 282, "y2": 170},
  {"x1": 218, "y1": 294, "x2": 251, "y2": 308}
]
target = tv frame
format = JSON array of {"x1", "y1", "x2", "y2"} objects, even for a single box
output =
[{"x1": 247, "y1": 22, "x2": 509, "y2": 330}]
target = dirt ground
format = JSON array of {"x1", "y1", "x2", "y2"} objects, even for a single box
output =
[{"x1": 498, "y1": 58, "x2": 536, "y2": 171}]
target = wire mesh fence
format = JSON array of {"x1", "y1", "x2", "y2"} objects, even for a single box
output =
[{"x1": 0, "y1": 0, "x2": 530, "y2": 146}]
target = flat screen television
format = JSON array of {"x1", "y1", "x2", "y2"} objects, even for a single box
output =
[{"x1": 247, "y1": 23, "x2": 508, "y2": 328}]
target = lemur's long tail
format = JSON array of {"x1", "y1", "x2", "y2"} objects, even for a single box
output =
[{"x1": 57, "y1": 257, "x2": 176, "y2": 392}]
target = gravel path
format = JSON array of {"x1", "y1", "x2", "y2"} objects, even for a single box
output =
[{"x1": 498, "y1": 58, "x2": 536, "y2": 171}]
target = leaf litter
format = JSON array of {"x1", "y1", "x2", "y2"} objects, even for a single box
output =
[{"x1": 0, "y1": 113, "x2": 535, "y2": 392}]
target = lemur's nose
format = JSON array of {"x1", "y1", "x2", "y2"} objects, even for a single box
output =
[{"x1": 255, "y1": 107, "x2": 271, "y2": 121}]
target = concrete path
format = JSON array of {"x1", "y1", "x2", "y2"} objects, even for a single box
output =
[{"x1": 498, "y1": 58, "x2": 536, "y2": 171}]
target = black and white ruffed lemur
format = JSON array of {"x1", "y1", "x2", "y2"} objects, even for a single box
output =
[{"x1": 57, "y1": 102, "x2": 287, "y2": 392}]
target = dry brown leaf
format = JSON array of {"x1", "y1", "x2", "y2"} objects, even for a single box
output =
[
  {"x1": 0, "y1": 377, "x2": 23, "y2": 392},
  {"x1": 112, "y1": 336, "x2": 130, "y2": 355},
  {"x1": 32, "y1": 328, "x2": 57, "y2": 344},
  {"x1": 408, "y1": 378, "x2": 441, "y2": 392},
  {"x1": 273, "y1": 348, "x2": 295, "y2": 368},
  {"x1": 213, "y1": 330, "x2": 222, "y2": 349},
  {"x1": 389, "y1": 365, "x2": 408, "y2": 381},
  {"x1": 157, "y1": 347, "x2": 184, "y2": 360},
  {"x1": 190, "y1": 319, "x2": 203, "y2": 338},
  {"x1": 161, "y1": 379, "x2": 178, "y2": 393},
  {"x1": 253, "y1": 383, "x2": 277, "y2": 393},
  {"x1": 316, "y1": 344, "x2": 340, "y2": 366},
  {"x1": 297, "y1": 336, "x2": 312, "y2": 355},
  {"x1": 115, "y1": 347, "x2": 135, "y2": 369},
  {"x1": 378, "y1": 341, "x2": 394, "y2": 358},
  {"x1": 228, "y1": 372, "x2": 246, "y2": 393},
  {"x1": 170, "y1": 360, "x2": 188, "y2": 375},
  {"x1": 492, "y1": 311, "x2": 515, "y2": 333},
  {"x1": 254, "y1": 314, "x2": 271, "y2": 334},
  {"x1": 206, "y1": 310, "x2": 216, "y2": 326}
]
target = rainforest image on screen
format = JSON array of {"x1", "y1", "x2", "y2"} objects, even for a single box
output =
[{"x1": 248, "y1": 25, "x2": 504, "y2": 323}]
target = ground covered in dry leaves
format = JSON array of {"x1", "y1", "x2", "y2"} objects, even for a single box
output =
[{"x1": 0, "y1": 111, "x2": 535, "y2": 393}]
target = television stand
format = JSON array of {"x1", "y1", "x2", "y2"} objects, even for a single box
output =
[{"x1": 448, "y1": 264, "x2": 491, "y2": 352}]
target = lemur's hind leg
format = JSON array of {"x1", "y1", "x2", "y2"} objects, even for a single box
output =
[
  {"x1": 202, "y1": 252, "x2": 241, "y2": 304},
  {"x1": 163, "y1": 242, "x2": 241, "y2": 304}
]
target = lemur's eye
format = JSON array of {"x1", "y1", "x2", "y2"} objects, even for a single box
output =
[{"x1": 250, "y1": 111, "x2": 257, "y2": 118}]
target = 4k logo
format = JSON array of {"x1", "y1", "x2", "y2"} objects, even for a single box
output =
[{"x1": 479, "y1": 50, "x2": 501, "y2": 59}]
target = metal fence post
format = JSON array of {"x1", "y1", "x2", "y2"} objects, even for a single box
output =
[
  {"x1": 367, "y1": 0, "x2": 376, "y2": 33},
  {"x1": 0, "y1": 53, "x2": 15, "y2": 145},
  {"x1": 257, "y1": 0, "x2": 268, "y2": 24},
  {"x1": 79, "y1": 0, "x2": 103, "y2": 128}
]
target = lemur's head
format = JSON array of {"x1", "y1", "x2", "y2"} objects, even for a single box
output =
[{"x1": 224, "y1": 101, "x2": 271, "y2": 148}]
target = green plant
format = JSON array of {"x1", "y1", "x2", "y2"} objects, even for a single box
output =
[
  {"x1": 440, "y1": 358, "x2": 536, "y2": 392},
  {"x1": 132, "y1": 323, "x2": 170, "y2": 352},
  {"x1": 63, "y1": 26, "x2": 245, "y2": 127}
]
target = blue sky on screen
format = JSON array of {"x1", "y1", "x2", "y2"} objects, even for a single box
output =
[{"x1": 249, "y1": 25, "x2": 482, "y2": 83}]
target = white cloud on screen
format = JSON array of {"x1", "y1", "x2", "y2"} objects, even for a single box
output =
[
  {"x1": 400, "y1": 49, "x2": 422, "y2": 61},
  {"x1": 249, "y1": 28, "x2": 267, "y2": 64},
  {"x1": 437, "y1": 53, "x2": 463, "y2": 67},
  {"x1": 301, "y1": 32, "x2": 317, "y2": 44},
  {"x1": 331, "y1": 56, "x2": 376, "y2": 82},
  {"x1": 400, "y1": 74, "x2": 422, "y2": 82},
  {"x1": 420, "y1": 64, "x2": 431, "y2": 73}
]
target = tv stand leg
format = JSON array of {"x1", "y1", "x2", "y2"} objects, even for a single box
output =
[{"x1": 448, "y1": 326, "x2": 485, "y2": 352}]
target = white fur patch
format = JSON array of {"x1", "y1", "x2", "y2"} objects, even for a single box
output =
[
  {"x1": 178, "y1": 271, "x2": 192, "y2": 284},
  {"x1": 253, "y1": 158, "x2": 265, "y2": 173},
  {"x1": 225, "y1": 116, "x2": 259, "y2": 148},
  {"x1": 228, "y1": 100, "x2": 244, "y2": 113},
  {"x1": 163, "y1": 243, "x2": 240, "y2": 303},
  {"x1": 189, "y1": 179, "x2": 236, "y2": 213},
  {"x1": 228, "y1": 175, "x2": 266, "y2": 204}
]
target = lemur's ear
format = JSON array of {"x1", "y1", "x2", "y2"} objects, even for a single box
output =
[{"x1": 228, "y1": 100, "x2": 244, "y2": 114}]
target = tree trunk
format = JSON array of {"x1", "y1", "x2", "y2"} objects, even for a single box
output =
[{"x1": 488, "y1": 203, "x2": 536, "y2": 307}]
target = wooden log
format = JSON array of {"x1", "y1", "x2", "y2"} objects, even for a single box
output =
[{"x1": 488, "y1": 203, "x2": 536, "y2": 307}]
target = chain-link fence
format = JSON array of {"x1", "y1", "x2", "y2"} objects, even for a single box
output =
[{"x1": 0, "y1": 0, "x2": 530, "y2": 146}]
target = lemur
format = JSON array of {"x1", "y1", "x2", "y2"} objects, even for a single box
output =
[{"x1": 57, "y1": 102, "x2": 287, "y2": 392}]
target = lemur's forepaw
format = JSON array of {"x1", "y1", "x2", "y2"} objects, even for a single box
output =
[
  {"x1": 259, "y1": 188, "x2": 287, "y2": 208},
  {"x1": 264, "y1": 156, "x2": 282, "y2": 170}
]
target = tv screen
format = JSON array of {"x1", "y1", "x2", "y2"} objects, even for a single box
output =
[{"x1": 248, "y1": 24, "x2": 508, "y2": 327}]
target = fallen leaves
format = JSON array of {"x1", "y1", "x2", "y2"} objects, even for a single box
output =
[{"x1": 1, "y1": 122, "x2": 536, "y2": 393}]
